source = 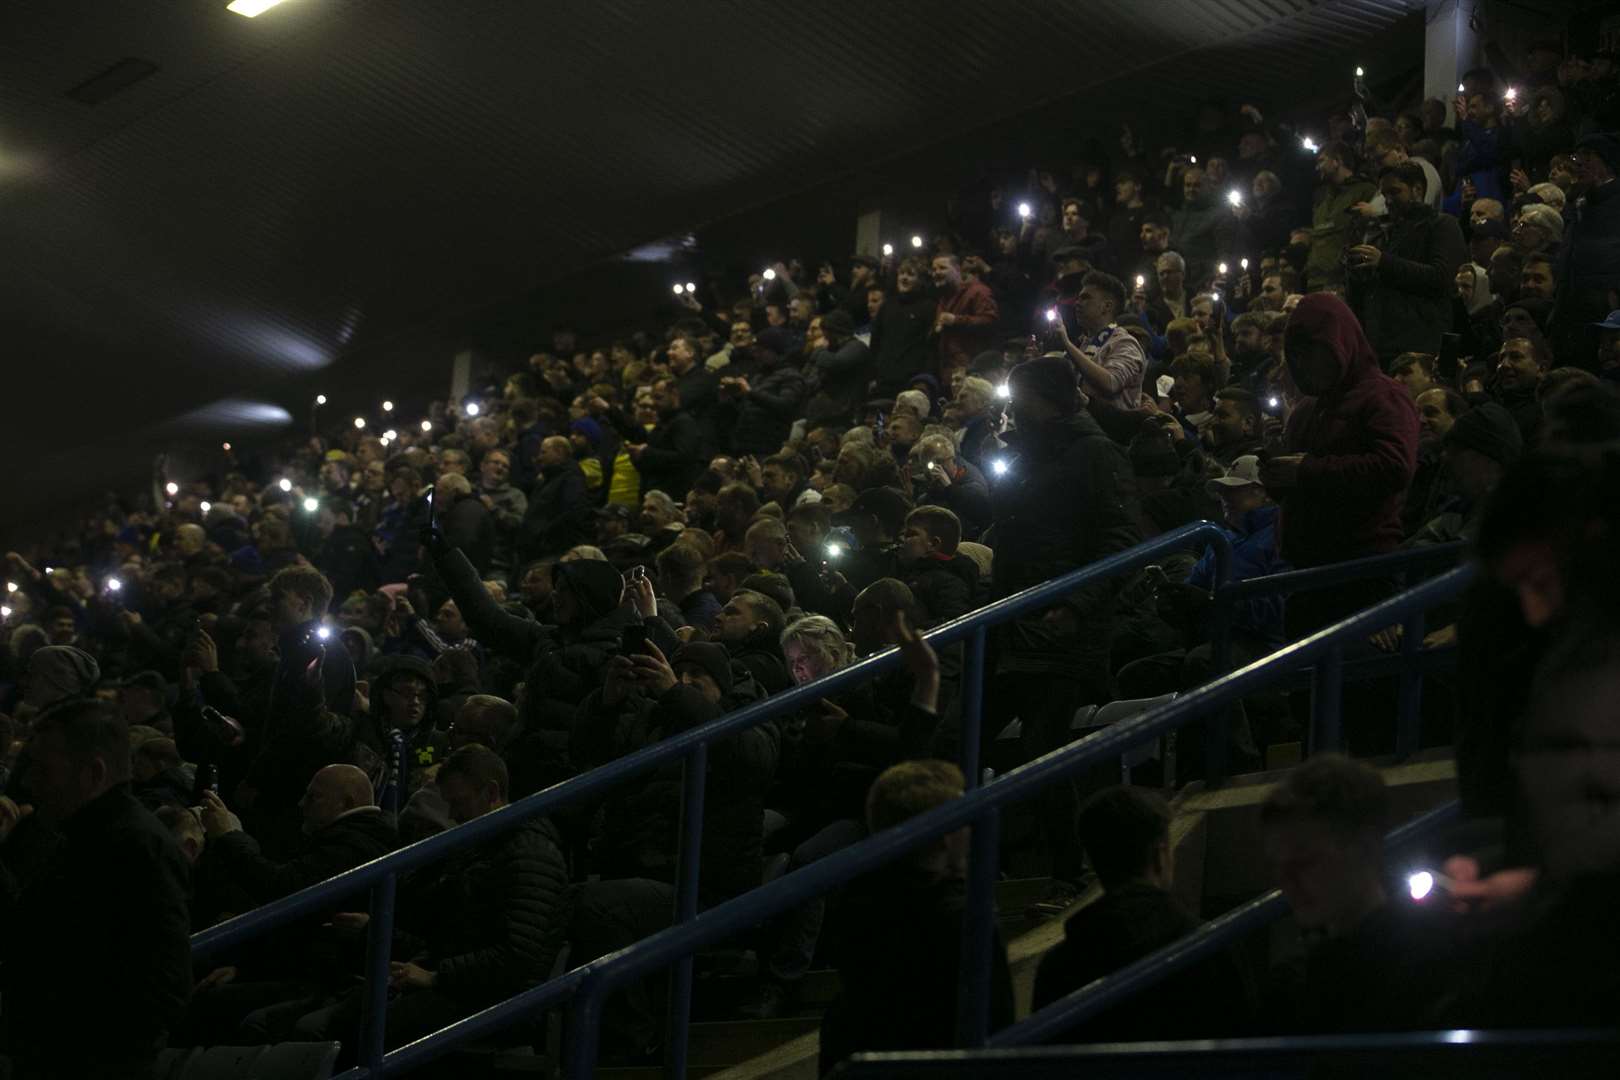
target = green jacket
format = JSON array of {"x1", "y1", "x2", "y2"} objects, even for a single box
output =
[{"x1": 1307, "y1": 176, "x2": 1377, "y2": 290}]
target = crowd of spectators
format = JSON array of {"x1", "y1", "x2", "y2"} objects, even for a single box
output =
[{"x1": 0, "y1": 27, "x2": 1618, "y2": 1080}]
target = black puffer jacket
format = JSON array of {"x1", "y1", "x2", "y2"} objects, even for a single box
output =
[
  {"x1": 402, "y1": 816, "x2": 572, "y2": 1007},
  {"x1": 572, "y1": 681, "x2": 777, "y2": 907},
  {"x1": 989, "y1": 411, "x2": 1141, "y2": 685},
  {"x1": 724, "y1": 628, "x2": 793, "y2": 695},
  {"x1": 902, "y1": 553, "x2": 981, "y2": 628}
]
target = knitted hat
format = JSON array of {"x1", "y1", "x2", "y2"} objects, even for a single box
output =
[
  {"x1": 1008, "y1": 356, "x2": 1078, "y2": 415},
  {"x1": 569, "y1": 418, "x2": 604, "y2": 446},
  {"x1": 672, "y1": 642, "x2": 734, "y2": 696},
  {"x1": 1445, "y1": 401, "x2": 1523, "y2": 466}
]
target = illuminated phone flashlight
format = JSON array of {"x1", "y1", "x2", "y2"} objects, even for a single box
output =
[
  {"x1": 1135, "y1": 274, "x2": 1146, "y2": 289},
  {"x1": 1504, "y1": 86, "x2": 1517, "y2": 102},
  {"x1": 991, "y1": 458, "x2": 1009, "y2": 477},
  {"x1": 315, "y1": 623, "x2": 332, "y2": 642},
  {"x1": 1044, "y1": 308, "x2": 1058, "y2": 323},
  {"x1": 1407, "y1": 870, "x2": 1457, "y2": 901},
  {"x1": 0, "y1": 606, "x2": 10, "y2": 620},
  {"x1": 1241, "y1": 257, "x2": 1250, "y2": 271},
  {"x1": 1458, "y1": 82, "x2": 1465, "y2": 93},
  {"x1": 4, "y1": 581, "x2": 15, "y2": 594},
  {"x1": 824, "y1": 541, "x2": 844, "y2": 560},
  {"x1": 200, "y1": 500, "x2": 212, "y2": 514},
  {"x1": 222, "y1": 442, "x2": 232, "y2": 452},
  {"x1": 1218, "y1": 262, "x2": 1229, "y2": 276},
  {"x1": 672, "y1": 283, "x2": 685, "y2": 295},
  {"x1": 910, "y1": 235, "x2": 924, "y2": 249},
  {"x1": 1355, "y1": 66, "x2": 1364, "y2": 78},
  {"x1": 383, "y1": 429, "x2": 397, "y2": 442},
  {"x1": 1301, "y1": 136, "x2": 1319, "y2": 153},
  {"x1": 1227, "y1": 189, "x2": 1243, "y2": 208},
  {"x1": 684, "y1": 282, "x2": 697, "y2": 294},
  {"x1": 278, "y1": 477, "x2": 293, "y2": 493},
  {"x1": 996, "y1": 382, "x2": 1011, "y2": 400},
  {"x1": 44, "y1": 567, "x2": 54, "y2": 576},
  {"x1": 353, "y1": 416, "x2": 366, "y2": 430},
  {"x1": 881, "y1": 243, "x2": 894, "y2": 257},
  {"x1": 1268, "y1": 395, "x2": 1281, "y2": 410},
  {"x1": 381, "y1": 400, "x2": 394, "y2": 413},
  {"x1": 1189, "y1": 154, "x2": 1197, "y2": 164},
  {"x1": 465, "y1": 402, "x2": 481, "y2": 417},
  {"x1": 315, "y1": 394, "x2": 327, "y2": 406},
  {"x1": 106, "y1": 577, "x2": 123, "y2": 593},
  {"x1": 420, "y1": 419, "x2": 433, "y2": 432},
  {"x1": 302, "y1": 496, "x2": 320, "y2": 513},
  {"x1": 1017, "y1": 202, "x2": 1031, "y2": 219},
  {"x1": 165, "y1": 481, "x2": 179, "y2": 496}
]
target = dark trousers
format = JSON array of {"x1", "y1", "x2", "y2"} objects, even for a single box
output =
[
  {"x1": 281, "y1": 986, "x2": 469, "y2": 1072},
  {"x1": 987, "y1": 673, "x2": 1104, "y2": 885},
  {"x1": 761, "y1": 818, "x2": 867, "y2": 984},
  {"x1": 1114, "y1": 635, "x2": 1274, "y2": 781},
  {"x1": 570, "y1": 878, "x2": 677, "y2": 1053},
  {"x1": 1285, "y1": 577, "x2": 1398, "y2": 757}
]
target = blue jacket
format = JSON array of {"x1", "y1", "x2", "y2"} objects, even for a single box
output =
[{"x1": 1188, "y1": 503, "x2": 1287, "y2": 642}]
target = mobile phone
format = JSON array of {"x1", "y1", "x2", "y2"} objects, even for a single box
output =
[
  {"x1": 424, "y1": 484, "x2": 437, "y2": 530},
  {"x1": 620, "y1": 623, "x2": 648, "y2": 657},
  {"x1": 1437, "y1": 332, "x2": 1461, "y2": 381},
  {"x1": 630, "y1": 564, "x2": 647, "y2": 583}
]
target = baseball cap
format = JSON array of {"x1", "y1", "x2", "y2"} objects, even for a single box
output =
[
  {"x1": 1593, "y1": 310, "x2": 1620, "y2": 331},
  {"x1": 1205, "y1": 455, "x2": 1264, "y2": 495}
]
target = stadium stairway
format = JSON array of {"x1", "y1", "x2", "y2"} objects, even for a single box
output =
[{"x1": 458, "y1": 751, "x2": 1457, "y2": 1080}]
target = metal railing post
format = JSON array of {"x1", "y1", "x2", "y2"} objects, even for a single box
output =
[
  {"x1": 564, "y1": 975, "x2": 604, "y2": 1080},
  {"x1": 1396, "y1": 609, "x2": 1426, "y2": 758},
  {"x1": 664, "y1": 743, "x2": 708, "y2": 1077},
  {"x1": 960, "y1": 626, "x2": 988, "y2": 790},
  {"x1": 1312, "y1": 647, "x2": 1344, "y2": 753},
  {"x1": 357, "y1": 872, "x2": 398, "y2": 1076},
  {"x1": 956, "y1": 804, "x2": 1001, "y2": 1049},
  {"x1": 1205, "y1": 596, "x2": 1233, "y2": 786}
]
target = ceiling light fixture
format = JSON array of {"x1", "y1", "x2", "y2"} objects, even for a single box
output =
[{"x1": 227, "y1": 0, "x2": 288, "y2": 16}]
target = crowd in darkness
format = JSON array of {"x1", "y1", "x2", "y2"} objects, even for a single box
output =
[{"x1": 0, "y1": 24, "x2": 1619, "y2": 1080}]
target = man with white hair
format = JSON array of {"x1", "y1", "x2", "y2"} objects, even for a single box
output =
[
  {"x1": 948, "y1": 376, "x2": 998, "y2": 471},
  {"x1": 1511, "y1": 203, "x2": 1564, "y2": 258},
  {"x1": 910, "y1": 434, "x2": 991, "y2": 540}
]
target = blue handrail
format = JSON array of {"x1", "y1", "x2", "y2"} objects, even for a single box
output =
[
  {"x1": 831, "y1": 1029, "x2": 1620, "y2": 1078},
  {"x1": 553, "y1": 564, "x2": 1475, "y2": 1079},
  {"x1": 991, "y1": 799, "x2": 1461, "y2": 1047},
  {"x1": 191, "y1": 519, "x2": 1237, "y2": 1077}
]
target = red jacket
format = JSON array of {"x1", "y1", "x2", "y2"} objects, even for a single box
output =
[
  {"x1": 1280, "y1": 294, "x2": 1418, "y2": 567},
  {"x1": 935, "y1": 280, "x2": 999, "y2": 376}
]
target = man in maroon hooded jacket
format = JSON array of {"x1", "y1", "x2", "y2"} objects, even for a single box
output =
[{"x1": 1261, "y1": 294, "x2": 1419, "y2": 639}]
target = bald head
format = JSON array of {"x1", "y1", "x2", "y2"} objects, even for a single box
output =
[
  {"x1": 176, "y1": 523, "x2": 207, "y2": 556},
  {"x1": 300, "y1": 763, "x2": 375, "y2": 833},
  {"x1": 538, "y1": 435, "x2": 573, "y2": 469}
]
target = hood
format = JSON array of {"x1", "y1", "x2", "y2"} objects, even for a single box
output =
[
  {"x1": 340, "y1": 625, "x2": 376, "y2": 677},
  {"x1": 1461, "y1": 262, "x2": 1497, "y2": 315},
  {"x1": 553, "y1": 558, "x2": 627, "y2": 625},
  {"x1": 1283, "y1": 293, "x2": 1382, "y2": 399},
  {"x1": 1240, "y1": 502, "x2": 1281, "y2": 537}
]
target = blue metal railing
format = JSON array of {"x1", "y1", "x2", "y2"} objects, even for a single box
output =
[
  {"x1": 554, "y1": 564, "x2": 1474, "y2": 1078},
  {"x1": 993, "y1": 798, "x2": 1460, "y2": 1047},
  {"x1": 831, "y1": 1029, "x2": 1620, "y2": 1078},
  {"x1": 192, "y1": 520, "x2": 1242, "y2": 1077}
]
